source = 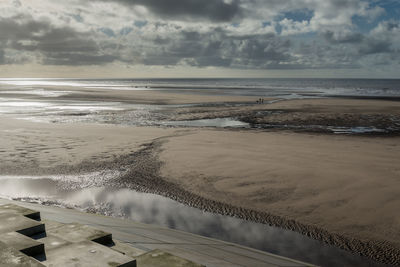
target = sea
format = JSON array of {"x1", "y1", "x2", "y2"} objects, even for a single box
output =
[{"x1": 1, "y1": 77, "x2": 400, "y2": 98}]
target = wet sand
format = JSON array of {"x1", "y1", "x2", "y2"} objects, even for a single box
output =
[
  {"x1": 1, "y1": 88, "x2": 400, "y2": 264},
  {"x1": 159, "y1": 129, "x2": 400, "y2": 265},
  {"x1": 0, "y1": 117, "x2": 178, "y2": 174},
  {"x1": 169, "y1": 98, "x2": 400, "y2": 134},
  {"x1": 34, "y1": 85, "x2": 258, "y2": 104}
]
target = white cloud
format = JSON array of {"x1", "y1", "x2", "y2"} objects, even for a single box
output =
[{"x1": 0, "y1": 0, "x2": 397, "y2": 76}]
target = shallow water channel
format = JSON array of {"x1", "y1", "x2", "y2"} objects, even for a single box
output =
[
  {"x1": 161, "y1": 117, "x2": 250, "y2": 128},
  {"x1": 0, "y1": 176, "x2": 391, "y2": 267}
]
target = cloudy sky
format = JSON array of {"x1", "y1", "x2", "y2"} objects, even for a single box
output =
[{"x1": 0, "y1": 0, "x2": 399, "y2": 78}]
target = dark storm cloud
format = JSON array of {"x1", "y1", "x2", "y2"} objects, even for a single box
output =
[
  {"x1": 0, "y1": 49, "x2": 4, "y2": 64},
  {"x1": 319, "y1": 20, "x2": 399, "y2": 65},
  {"x1": 0, "y1": 16, "x2": 51, "y2": 40},
  {"x1": 384, "y1": 21, "x2": 400, "y2": 31},
  {"x1": 210, "y1": 33, "x2": 292, "y2": 68},
  {"x1": 134, "y1": 28, "x2": 293, "y2": 69},
  {"x1": 12, "y1": 27, "x2": 98, "y2": 53},
  {"x1": 359, "y1": 39, "x2": 393, "y2": 55},
  {"x1": 296, "y1": 41, "x2": 362, "y2": 69},
  {"x1": 0, "y1": 16, "x2": 118, "y2": 65},
  {"x1": 99, "y1": 0, "x2": 242, "y2": 22},
  {"x1": 323, "y1": 27, "x2": 396, "y2": 56},
  {"x1": 43, "y1": 53, "x2": 119, "y2": 65},
  {"x1": 323, "y1": 31, "x2": 364, "y2": 44}
]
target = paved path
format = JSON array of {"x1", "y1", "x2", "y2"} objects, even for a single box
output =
[{"x1": 0, "y1": 199, "x2": 315, "y2": 267}]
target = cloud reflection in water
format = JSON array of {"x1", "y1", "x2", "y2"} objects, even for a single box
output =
[{"x1": 0, "y1": 176, "x2": 387, "y2": 267}]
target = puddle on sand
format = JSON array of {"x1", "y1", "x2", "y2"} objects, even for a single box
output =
[
  {"x1": 0, "y1": 175, "x2": 391, "y2": 267},
  {"x1": 328, "y1": 126, "x2": 387, "y2": 134},
  {"x1": 161, "y1": 117, "x2": 250, "y2": 128},
  {"x1": 254, "y1": 123, "x2": 393, "y2": 134}
]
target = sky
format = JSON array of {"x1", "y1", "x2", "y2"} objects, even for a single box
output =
[{"x1": 0, "y1": 0, "x2": 399, "y2": 78}]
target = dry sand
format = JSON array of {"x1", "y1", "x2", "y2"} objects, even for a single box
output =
[{"x1": 1, "y1": 93, "x2": 400, "y2": 264}]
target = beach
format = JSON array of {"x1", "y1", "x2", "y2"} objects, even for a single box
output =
[
  {"x1": 160, "y1": 129, "x2": 400, "y2": 264},
  {"x1": 2, "y1": 0, "x2": 400, "y2": 265},
  {"x1": 0, "y1": 82, "x2": 400, "y2": 265}
]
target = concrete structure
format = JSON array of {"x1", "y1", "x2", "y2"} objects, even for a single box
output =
[
  {"x1": 0, "y1": 203, "x2": 201, "y2": 267},
  {"x1": 0, "y1": 200, "x2": 315, "y2": 267}
]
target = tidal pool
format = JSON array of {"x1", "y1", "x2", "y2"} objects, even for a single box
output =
[
  {"x1": 0, "y1": 175, "x2": 389, "y2": 267},
  {"x1": 162, "y1": 118, "x2": 250, "y2": 128}
]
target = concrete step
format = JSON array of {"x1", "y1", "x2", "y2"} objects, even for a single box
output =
[
  {"x1": 0, "y1": 232, "x2": 44, "y2": 257},
  {"x1": 45, "y1": 222, "x2": 113, "y2": 245},
  {"x1": 42, "y1": 240, "x2": 136, "y2": 267},
  {"x1": 0, "y1": 204, "x2": 41, "y2": 221},
  {"x1": 0, "y1": 241, "x2": 45, "y2": 267},
  {"x1": 136, "y1": 249, "x2": 204, "y2": 267},
  {"x1": 40, "y1": 222, "x2": 137, "y2": 266},
  {"x1": 0, "y1": 213, "x2": 45, "y2": 237},
  {"x1": 111, "y1": 240, "x2": 147, "y2": 258},
  {"x1": 0, "y1": 204, "x2": 138, "y2": 266}
]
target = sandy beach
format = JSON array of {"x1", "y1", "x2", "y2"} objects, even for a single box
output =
[
  {"x1": 1, "y1": 86, "x2": 400, "y2": 265},
  {"x1": 2, "y1": 0, "x2": 400, "y2": 265},
  {"x1": 160, "y1": 129, "x2": 400, "y2": 264}
]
